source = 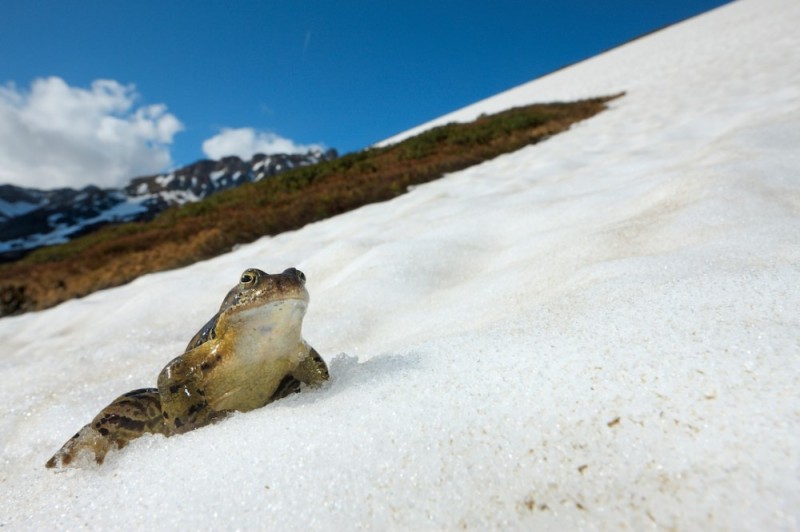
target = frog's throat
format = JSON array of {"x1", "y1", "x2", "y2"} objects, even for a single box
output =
[{"x1": 220, "y1": 298, "x2": 308, "y2": 363}]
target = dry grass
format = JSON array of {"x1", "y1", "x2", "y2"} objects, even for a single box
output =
[{"x1": 0, "y1": 94, "x2": 620, "y2": 316}]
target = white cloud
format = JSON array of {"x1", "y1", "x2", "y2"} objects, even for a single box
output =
[
  {"x1": 202, "y1": 127, "x2": 323, "y2": 160},
  {"x1": 0, "y1": 77, "x2": 183, "y2": 189}
]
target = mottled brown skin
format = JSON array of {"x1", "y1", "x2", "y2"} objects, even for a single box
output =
[{"x1": 46, "y1": 267, "x2": 328, "y2": 468}]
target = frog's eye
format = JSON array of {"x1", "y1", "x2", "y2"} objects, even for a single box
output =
[{"x1": 240, "y1": 272, "x2": 255, "y2": 284}]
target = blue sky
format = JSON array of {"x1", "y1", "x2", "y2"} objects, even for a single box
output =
[{"x1": 1, "y1": 0, "x2": 729, "y2": 189}]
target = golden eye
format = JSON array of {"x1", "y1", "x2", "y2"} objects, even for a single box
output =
[{"x1": 240, "y1": 272, "x2": 254, "y2": 284}]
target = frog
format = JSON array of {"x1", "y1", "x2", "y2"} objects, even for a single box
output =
[{"x1": 46, "y1": 267, "x2": 328, "y2": 468}]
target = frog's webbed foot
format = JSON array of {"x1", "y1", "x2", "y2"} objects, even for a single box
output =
[
  {"x1": 46, "y1": 388, "x2": 167, "y2": 468},
  {"x1": 293, "y1": 347, "x2": 329, "y2": 386}
]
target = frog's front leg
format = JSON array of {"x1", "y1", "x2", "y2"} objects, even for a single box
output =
[
  {"x1": 46, "y1": 388, "x2": 168, "y2": 468},
  {"x1": 270, "y1": 346, "x2": 330, "y2": 402},
  {"x1": 292, "y1": 346, "x2": 329, "y2": 386}
]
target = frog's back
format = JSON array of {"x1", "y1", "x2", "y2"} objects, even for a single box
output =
[{"x1": 186, "y1": 312, "x2": 220, "y2": 351}]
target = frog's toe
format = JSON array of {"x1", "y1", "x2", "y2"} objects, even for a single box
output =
[{"x1": 46, "y1": 426, "x2": 111, "y2": 468}]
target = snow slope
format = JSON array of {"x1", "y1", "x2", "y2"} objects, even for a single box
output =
[{"x1": 2, "y1": 0, "x2": 799, "y2": 529}]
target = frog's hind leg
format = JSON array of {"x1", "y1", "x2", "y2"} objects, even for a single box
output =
[{"x1": 46, "y1": 387, "x2": 168, "y2": 468}]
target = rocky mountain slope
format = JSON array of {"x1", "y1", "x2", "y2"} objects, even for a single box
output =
[{"x1": 0, "y1": 149, "x2": 337, "y2": 261}]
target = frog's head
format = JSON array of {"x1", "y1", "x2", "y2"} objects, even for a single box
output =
[
  {"x1": 184, "y1": 268, "x2": 310, "y2": 352},
  {"x1": 219, "y1": 267, "x2": 309, "y2": 313},
  {"x1": 214, "y1": 267, "x2": 310, "y2": 340}
]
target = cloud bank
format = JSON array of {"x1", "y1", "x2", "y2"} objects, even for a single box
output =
[
  {"x1": 202, "y1": 127, "x2": 323, "y2": 160},
  {"x1": 0, "y1": 77, "x2": 183, "y2": 189}
]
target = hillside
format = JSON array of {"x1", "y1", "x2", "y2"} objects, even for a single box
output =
[{"x1": 0, "y1": 96, "x2": 616, "y2": 316}]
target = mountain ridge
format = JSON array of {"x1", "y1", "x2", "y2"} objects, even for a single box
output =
[{"x1": 0, "y1": 149, "x2": 337, "y2": 261}]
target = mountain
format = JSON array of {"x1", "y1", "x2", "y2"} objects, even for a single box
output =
[{"x1": 0, "y1": 149, "x2": 337, "y2": 261}]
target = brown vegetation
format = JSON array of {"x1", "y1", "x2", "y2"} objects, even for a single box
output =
[{"x1": 0, "y1": 94, "x2": 620, "y2": 317}]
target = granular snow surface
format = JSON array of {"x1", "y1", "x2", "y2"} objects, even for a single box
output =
[{"x1": 2, "y1": 0, "x2": 799, "y2": 529}]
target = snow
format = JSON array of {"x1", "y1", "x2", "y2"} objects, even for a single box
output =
[
  {"x1": 0, "y1": 196, "x2": 153, "y2": 253},
  {"x1": 210, "y1": 169, "x2": 226, "y2": 183},
  {"x1": 2, "y1": 0, "x2": 799, "y2": 529},
  {"x1": 0, "y1": 198, "x2": 42, "y2": 219},
  {"x1": 157, "y1": 189, "x2": 200, "y2": 205},
  {"x1": 155, "y1": 173, "x2": 175, "y2": 187}
]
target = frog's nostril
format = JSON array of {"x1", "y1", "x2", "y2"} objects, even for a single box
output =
[{"x1": 283, "y1": 267, "x2": 306, "y2": 284}]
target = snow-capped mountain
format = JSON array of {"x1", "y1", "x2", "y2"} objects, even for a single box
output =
[{"x1": 0, "y1": 148, "x2": 337, "y2": 260}]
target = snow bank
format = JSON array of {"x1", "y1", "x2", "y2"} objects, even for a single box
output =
[{"x1": 2, "y1": 0, "x2": 799, "y2": 528}]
